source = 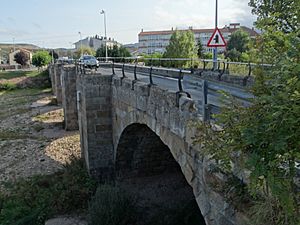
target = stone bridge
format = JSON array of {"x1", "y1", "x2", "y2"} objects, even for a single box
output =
[{"x1": 49, "y1": 63, "x2": 250, "y2": 225}]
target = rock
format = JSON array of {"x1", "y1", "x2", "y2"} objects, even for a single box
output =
[{"x1": 45, "y1": 217, "x2": 88, "y2": 225}]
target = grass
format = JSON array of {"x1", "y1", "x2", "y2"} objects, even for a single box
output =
[
  {"x1": 0, "y1": 158, "x2": 97, "y2": 225},
  {"x1": 88, "y1": 185, "x2": 137, "y2": 225},
  {"x1": 0, "y1": 88, "x2": 51, "y2": 120},
  {"x1": 0, "y1": 70, "x2": 48, "y2": 80}
]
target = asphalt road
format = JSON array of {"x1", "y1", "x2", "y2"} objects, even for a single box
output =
[{"x1": 97, "y1": 67, "x2": 203, "y2": 102}]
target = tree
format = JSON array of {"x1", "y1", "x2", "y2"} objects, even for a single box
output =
[
  {"x1": 75, "y1": 46, "x2": 96, "y2": 59},
  {"x1": 226, "y1": 29, "x2": 250, "y2": 61},
  {"x1": 197, "y1": 39, "x2": 204, "y2": 58},
  {"x1": 14, "y1": 50, "x2": 30, "y2": 66},
  {"x1": 163, "y1": 30, "x2": 197, "y2": 67},
  {"x1": 48, "y1": 50, "x2": 58, "y2": 60},
  {"x1": 95, "y1": 44, "x2": 131, "y2": 58},
  {"x1": 32, "y1": 51, "x2": 51, "y2": 69},
  {"x1": 249, "y1": 0, "x2": 299, "y2": 33}
]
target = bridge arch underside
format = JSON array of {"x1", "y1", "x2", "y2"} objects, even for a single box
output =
[{"x1": 115, "y1": 123, "x2": 206, "y2": 225}]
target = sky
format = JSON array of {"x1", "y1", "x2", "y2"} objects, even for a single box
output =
[{"x1": 0, "y1": 0, "x2": 257, "y2": 49}]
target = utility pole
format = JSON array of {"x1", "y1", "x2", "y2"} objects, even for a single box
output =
[{"x1": 213, "y1": 0, "x2": 218, "y2": 70}]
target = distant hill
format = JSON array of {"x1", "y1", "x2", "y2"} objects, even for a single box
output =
[{"x1": 0, "y1": 43, "x2": 40, "y2": 54}]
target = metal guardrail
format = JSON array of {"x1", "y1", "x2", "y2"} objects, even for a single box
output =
[
  {"x1": 96, "y1": 61, "x2": 253, "y2": 121},
  {"x1": 97, "y1": 56, "x2": 273, "y2": 77}
]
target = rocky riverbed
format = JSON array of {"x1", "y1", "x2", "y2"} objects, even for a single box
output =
[{"x1": 0, "y1": 88, "x2": 81, "y2": 191}]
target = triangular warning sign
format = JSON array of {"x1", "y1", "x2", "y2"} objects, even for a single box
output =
[{"x1": 207, "y1": 27, "x2": 226, "y2": 47}]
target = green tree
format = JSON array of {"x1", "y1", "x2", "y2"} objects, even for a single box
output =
[
  {"x1": 197, "y1": 39, "x2": 204, "y2": 58},
  {"x1": 226, "y1": 29, "x2": 250, "y2": 61},
  {"x1": 48, "y1": 50, "x2": 58, "y2": 60},
  {"x1": 32, "y1": 51, "x2": 51, "y2": 68},
  {"x1": 249, "y1": 0, "x2": 299, "y2": 33},
  {"x1": 14, "y1": 50, "x2": 30, "y2": 66},
  {"x1": 75, "y1": 46, "x2": 96, "y2": 58},
  {"x1": 95, "y1": 44, "x2": 131, "y2": 58},
  {"x1": 163, "y1": 30, "x2": 197, "y2": 67}
]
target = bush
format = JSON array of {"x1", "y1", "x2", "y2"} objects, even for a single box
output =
[
  {"x1": 88, "y1": 185, "x2": 137, "y2": 225},
  {"x1": 0, "y1": 158, "x2": 96, "y2": 225},
  {"x1": 0, "y1": 82, "x2": 17, "y2": 90}
]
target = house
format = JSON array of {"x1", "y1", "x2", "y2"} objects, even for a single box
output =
[
  {"x1": 138, "y1": 23, "x2": 258, "y2": 55},
  {"x1": 74, "y1": 35, "x2": 120, "y2": 51},
  {"x1": 9, "y1": 48, "x2": 32, "y2": 66}
]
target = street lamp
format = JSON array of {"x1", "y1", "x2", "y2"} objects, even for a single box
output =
[
  {"x1": 78, "y1": 31, "x2": 83, "y2": 57},
  {"x1": 100, "y1": 9, "x2": 108, "y2": 61}
]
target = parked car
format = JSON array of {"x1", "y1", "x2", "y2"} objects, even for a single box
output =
[{"x1": 79, "y1": 55, "x2": 99, "y2": 69}]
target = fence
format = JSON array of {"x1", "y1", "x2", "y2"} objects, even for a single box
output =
[{"x1": 76, "y1": 61, "x2": 254, "y2": 121}]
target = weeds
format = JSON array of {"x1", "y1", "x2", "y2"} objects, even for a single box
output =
[
  {"x1": 88, "y1": 185, "x2": 137, "y2": 225},
  {"x1": 0, "y1": 158, "x2": 97, "y2": 225}
]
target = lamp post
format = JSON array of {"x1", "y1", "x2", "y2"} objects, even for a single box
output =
[
  {"x1": 100, "y1": 9, "x2": 108, "y2": 61},
  {"x1": 213, "y1": 0, "x2": 218, "y2": 70},
  {"x1": 78, "y1": 31, "x2": 83, "y2": 57}
]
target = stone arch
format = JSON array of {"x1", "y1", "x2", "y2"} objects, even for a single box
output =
[{"x1": 115, "y1": 123, "x2": 206, "y2": 224}]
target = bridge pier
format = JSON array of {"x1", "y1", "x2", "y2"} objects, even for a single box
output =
[
  {"x1": 61, "y1": 65, "x2": 78, "y2": 130},
  {"x1": 54, "y1": 64, "x2": 63, "y2": 104},
  {"x1": 48, "y1": 64, "x2": 56, "y2": 95},
  {"x1": 77, "y1": 73, "x2": 114, "y2": 180}
]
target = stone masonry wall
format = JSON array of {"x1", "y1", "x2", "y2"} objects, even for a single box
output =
[
  {"x1": 54, "y1": 64, "x2": 63, "y2": 104},
  {"x1": 48, "y1": 64, "x2": 56, "y2": 94},
  {"x1": 61, "y1": 65, "x2": 78, "y2": 131},
  {"x1": 110, "y1": 76, "x2": 248, "y2": 225},
  {"x1": 76, "y1": 74, "x2": 114, "y2": 180}
]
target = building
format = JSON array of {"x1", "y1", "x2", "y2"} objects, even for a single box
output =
[
  {"x1": 138, "y1": 23, "x2": 258, "y2": 55},
  {"x1": 123, "y1": 43, "x2": 139, "y2": 56},
  {"x1": 74, "y1": 35, "x2": 120, "y2": 51},
  {"x1": 9, "y1": 49, "x2": 32, "y2": 66}
]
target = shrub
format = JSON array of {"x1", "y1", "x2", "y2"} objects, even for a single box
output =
[
  {"x1": 88, "y1": 185, "x2": 137, "y2": 225},
  {"x1": 0, "y1": 82, "x2": 17, "y2": 90},
  {"x1": 0, "y1": 158, "x2": 96, "y2": 225}
]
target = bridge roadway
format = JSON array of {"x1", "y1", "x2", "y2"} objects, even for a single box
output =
[
  {"x1": 97, "y1": 66, "x2": 202, "y2": 104},
  {"x1": 95, "y1": 65, "x2": 252, "y2": 115}
]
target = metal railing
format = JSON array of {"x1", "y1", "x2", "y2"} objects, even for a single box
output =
[
  {"x1": 97, "y1": 61, "x2": 253, "y2": 121},
  {"x1": 97, "y1": 56, "x2": 272, "y2": 77}
]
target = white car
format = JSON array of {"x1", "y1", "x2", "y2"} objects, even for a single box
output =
[{"x1": 79, "y1": 55, "x2": 99, "y2": 69}]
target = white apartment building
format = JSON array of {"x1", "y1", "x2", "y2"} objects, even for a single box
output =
[
  {"x1": 74, "y1": 35, "x2": 120, "y2": 51},
  {"x1": 138, "y1": 23, "x2": 258, "y2": 55}
]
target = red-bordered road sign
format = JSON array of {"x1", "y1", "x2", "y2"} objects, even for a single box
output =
[{"x1": 207, "y1": 27, "x2": 226, "y2": 47}]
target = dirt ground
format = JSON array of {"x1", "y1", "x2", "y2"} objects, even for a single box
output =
[{"x1": 0, "y1": 88, "x2": 81, "y2": 190}]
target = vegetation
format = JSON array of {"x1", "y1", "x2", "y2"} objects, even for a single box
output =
[
  {"x1": 0, "y1": 82, "x2": 17, "y2": 91},
  {"x1": 225, "y1": 29, "x2": 250, "y2": 62},
  {"x1": 163, "y1": 30, "x2": 197, "y2": 67},
  {"x1": 88, "y1": 185, "x2": 137, "y2": 225},
  {"x1": 0, "y1": 70, "x2": 48, "y2": 80},
  {"x1": 14, "y1": 50, "x2": 30, "y2": 66},
  {"x1": 0, "y1": 158, "x2": 96, "y2": 225},
  {"x1": 197, "y1": 39, "x2": 204, "y2": 58},
  {"x1": 194, "y1": 0, "x2": 300, "y2": 224},
  {"x1": 48, "y1": 50, "x2": 58, "y2": 60},
  {"x1": 75, "y1": 46, "x2": 96, "y2": 58},
  {"x1": 32, "y1": 51, "x2": 51, "y2": 69},
  {"x1": 96, "y1": 44, "x2": 131, "y2": 58}
]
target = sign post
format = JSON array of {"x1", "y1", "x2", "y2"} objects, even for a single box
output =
[{"x1": 207, "y1": 0, "x2": 226, "y2": 70}]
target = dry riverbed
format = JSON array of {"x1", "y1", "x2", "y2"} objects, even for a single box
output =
[{"x1": 0, "y1": 88, "x2": 81, "y2": 190}]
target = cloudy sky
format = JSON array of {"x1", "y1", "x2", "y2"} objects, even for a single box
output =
[{"x1": 0, "y1": 0, "x2": 256, "y2": 48}]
